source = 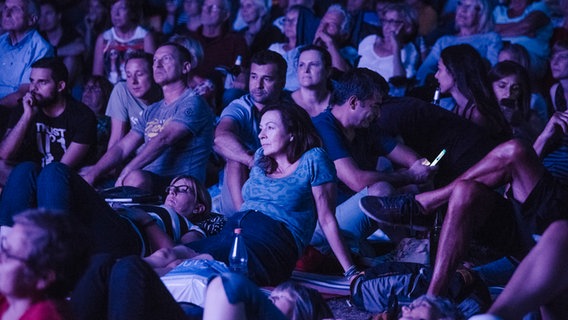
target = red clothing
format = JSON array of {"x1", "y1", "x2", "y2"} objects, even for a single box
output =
[{"x1": 0, "y1": 296, "x2": 69, "y2": 320}]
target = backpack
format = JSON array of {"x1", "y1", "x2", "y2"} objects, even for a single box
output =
[{"x1": 350, "y1": 262, "x2": 491, "y2": 317}]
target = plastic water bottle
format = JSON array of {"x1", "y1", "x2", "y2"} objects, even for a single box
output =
[{"x1": 229, "y1": 228, "x2": 248, "y2": 275}]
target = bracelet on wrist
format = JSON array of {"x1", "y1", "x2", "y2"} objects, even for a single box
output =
[
  {"x1": 344, "y1": 265, "x2": 358, "y2": 278},
  {"x1": 141, "y1": 219, "x2": 157, "y2": 229}
]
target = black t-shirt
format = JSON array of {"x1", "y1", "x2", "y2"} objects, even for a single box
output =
[
  {"x1": 376, "y1": 96, "x2": 505, "y2": 186},
  {"x1": 7, "y1": 97, "x2": 97, "y2": 167}
]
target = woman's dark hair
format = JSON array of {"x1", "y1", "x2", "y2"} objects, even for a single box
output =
[
  {"x1": 111, "y1": 0, "x2": 141, "y2": 24},
  {"x1": 84, "y1": 75, "x2": 114, "y2": 106},
  {"x1": 488, "y1": 60, "x2": 531, "y2": 121},
  {"x1": 296, "y1": 44, "x2": 332, "y2": 70},
  {"x1": 14, "y1": 209, "x2": 90, "y2": 299},
  {"x1": 272, "y1": 282, "x2": 334, "y2": 320},
  {"x1": 440, "y1": 44, "x2": 510, "y2": 137},
  {"x1": 257, "y1": 103, "x2": 322, "y2": 174}
]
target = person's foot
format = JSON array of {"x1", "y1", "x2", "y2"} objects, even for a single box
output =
[{"x1": 359, "y1": 194, "x2": 431, "y2": 232}]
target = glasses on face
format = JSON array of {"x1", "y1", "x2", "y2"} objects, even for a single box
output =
[
  {"x1": 84, "y1": 85, "x2": 102, "y2": 93},
  {"x1": 0, "y1": 236, "x2": 30, "y2": 264},
  {"x1": 165, "y1": 185, "x2": 193, "y2": 195},
  {"x1": 203, "y1": 4, "x2": 223, "y2": 12},
  {"x1": 269, "y1": 293, "x2": 294, "y2": 304},
  {"x1": 382, "y1": 19, "x2": 404, "y2": 26}
]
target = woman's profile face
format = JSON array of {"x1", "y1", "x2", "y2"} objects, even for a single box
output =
[
  {"x1": 297, "y1": 49, "x2": 328, "y2": 88},
  {"x1": 492, "y1": 74, "x2": 521, "y2": 103},
  {"x1": 165, "y1": 178, "x2": 198, "y2": 218},
  {"x1": 0, "y1": 224, "x2": 38, "y2": 297},
  {"x1": 258, "y1": 110, "x2": 291, "y2": 158},
  {"x1": 435, "y1": 59, "x2": 455, "y2": 93},
  {"x1": 269, "y1": 290, "x2": 295, "y2": 318}
]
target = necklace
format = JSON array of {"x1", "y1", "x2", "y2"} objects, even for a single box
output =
[{"x1": 276, "y1": 162, "x2": 294, "y2": 174}]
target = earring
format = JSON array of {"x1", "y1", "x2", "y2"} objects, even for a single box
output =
[{"x1": 290, "y1": 136, "x2": 294, "y2": 142}]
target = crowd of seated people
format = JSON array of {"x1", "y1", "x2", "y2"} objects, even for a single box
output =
[{"x1": 0, "y1": 0, "x2": 566, "y2": 319}]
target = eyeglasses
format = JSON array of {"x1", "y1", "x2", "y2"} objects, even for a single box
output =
[
  {"x1": 382, "y1": 19, "x2": 404, "y2": 26},
  {"x1": 203, "y1": 4, "x2": 223, "y2": 12},
  {"x1": 84, "y1": 85, "x2": 102, "y2": 93},
  {"x1": 0, "y1": 236, "x2": 30, "y2": 264},
  {"x1": 165, "y1": 185, "x2": 193, "y2": 195}
]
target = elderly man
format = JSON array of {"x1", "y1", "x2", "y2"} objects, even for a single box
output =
[
  {"x1": 82, "y1": 42, "x2": 214, "y2": 193},
  {"x1": 0, "y1": 0, "x2": 53, "y2": 107},
  {"x1": 214, "y1": 50, "x2": 287, "y2": 215},
  {"x1": 313, "y1": 4, "x2": 356, "y2": 72}
]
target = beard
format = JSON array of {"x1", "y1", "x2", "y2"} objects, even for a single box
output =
[{"x1": 33, "y1": 91, "x2": 59, "y2": 108}]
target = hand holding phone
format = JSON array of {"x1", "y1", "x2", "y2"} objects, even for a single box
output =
[{"x1": 430, "y1": 149, "x2": 446, "y2": 166}]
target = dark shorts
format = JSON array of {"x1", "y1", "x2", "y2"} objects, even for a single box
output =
[
  {"x1": 516, "y1": 172, "x2": 568, "y2": 235},
  {"x1": 471, "y1": 194, "x2": 525, "y2": 260},
  {"x1": 187, "y1": 210, "x2": 298, "y2": 286}
]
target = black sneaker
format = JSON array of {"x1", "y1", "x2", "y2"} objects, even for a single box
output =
[{"x1": 359, "y1": 194, "x2": 431, "y2": 232}]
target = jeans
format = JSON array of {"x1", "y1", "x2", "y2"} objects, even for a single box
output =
[
  {"x1": 0, "y1": 162, "x2": 141, "y2": 257},
  {"x1": 71, "y1": 254, "x2": 189, "y2": 320}
]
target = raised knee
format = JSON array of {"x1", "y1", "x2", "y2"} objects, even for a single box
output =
[
  {"x1": 497, "y1": 139, "x2": 532, "y2": 163},
  {"x1": 122, "y1": 170, "x2": 152, "y2": 189}
]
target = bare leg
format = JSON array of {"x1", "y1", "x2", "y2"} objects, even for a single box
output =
[
  {"x1": 203, "y1": 277, "x2": 246, "y2": 320},
  {"x1": 489, "y1": 220, "x2": 568, "y2": 319},
  {"x1": 427, "y1": 180, "x2": 500, "y2": 296},
  {"x1": 416, "y1": 140, "x2": 545, "y2": 213}
]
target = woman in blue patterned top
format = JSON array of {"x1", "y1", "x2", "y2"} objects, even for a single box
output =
[{"x1": 145, "y1": 103, "x2": 356, "y2": 286}]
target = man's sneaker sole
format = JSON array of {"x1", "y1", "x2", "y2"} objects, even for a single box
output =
[{"x1": 359, "y1": 195, "x2": 430, "y2": 232}]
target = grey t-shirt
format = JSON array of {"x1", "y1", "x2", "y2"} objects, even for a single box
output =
[
  {"x1": 105, "y1": 82, "x2": 148, "y2": 128},
  {"x1": 132, "y1": 89, "x2": 214, "y2": 182},
  {"x1": 219, "y1": 94, "x2": 261, "y2": 152}
]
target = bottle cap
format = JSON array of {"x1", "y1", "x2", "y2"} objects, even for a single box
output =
[{"x1": 234, "y1": 228, "x2": 242, "y2": 234}]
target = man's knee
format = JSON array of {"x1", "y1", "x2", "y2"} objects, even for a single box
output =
[
  {"x1": 122, "y1": 170, "x2": 154, "y2": 190},
  {"x1": 495, "y1": 139, "x2": 533, "y2": 163},
  {"x1": 449, "y1": 180, "x2": 488, "y2": 205}
]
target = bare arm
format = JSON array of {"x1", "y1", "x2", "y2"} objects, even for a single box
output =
[
  {"x1": 143, "y1": 32, "x2": 157, "y2": 54},
  {"x1": 116, "y1": 121, "x2": 192, "y2": 185},
  {"x1": 107, "y1": 118, "x2": 130, "y2": 149},
  {"x1": 495, "y1": 11, "x2": 550, "y2": 37},
  {"x1": 92, "y1": 34, "x2": 104, "y2": 76},
  {"x1": 313, "y1": 182, "x2": 354, "y2": 272},
  {"x1": 223, "y1": 160, "x2": 249, "y2": 211},
  {"x1": 314, "y1": 31, "x2": 351, "y2": 72},
  {"x1": 60, "y1": 142, "x2": 91, "y2": 169},
  {"x1": 533, "y1": 111, "x2": 568, "y2": 158},
  {"x1": 213, "y1": 118, "x2": 255, "y2": 167},
  {"x1": 0, "y1": 84, "x2": 29, "y2": 108},
  {"x1": 81, "y1": 130, "x2": 143, "y2": 185},
  {"x1": 0, "y1": 92, "x2": 36, "y2": 160}
]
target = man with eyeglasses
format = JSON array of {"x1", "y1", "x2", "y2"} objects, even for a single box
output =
[
  {"x1": 0, "y1": 57, "x2": 96, "y2": 185},
  {"x1": 188, "y1": 0, "x2": 249, "y2": 89},
  {"x1": 82, "y1": 42, "x2": 214, "y2": 194},
  {"x1": 0, "y1": 0, "x2": 53, "y2": 109}
]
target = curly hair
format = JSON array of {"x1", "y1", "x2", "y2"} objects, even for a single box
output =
[{"x1": 13, "y1": 209, "x2": 90, "y2": 299}]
